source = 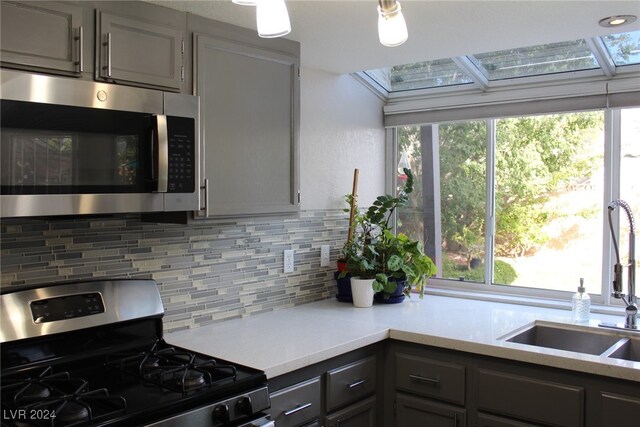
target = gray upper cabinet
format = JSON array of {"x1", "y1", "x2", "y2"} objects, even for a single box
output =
[
  {"x1": 0, "y1": 1, "x2": 85, "y2": 75},
  {"x1": 95, "y1": 10, "x2": 183, "y2": 91},
  {"x1": 194, "y1": 32, "x2": 300, "y2": 217}
]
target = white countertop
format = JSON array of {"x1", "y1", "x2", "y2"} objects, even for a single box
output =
[{"x1": 166, "y1": 294, "x2": 640, "y2": 382}]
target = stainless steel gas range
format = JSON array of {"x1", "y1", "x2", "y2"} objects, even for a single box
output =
[{"x1": 0, "y1": 280, "x2": 273, "y2": 427}]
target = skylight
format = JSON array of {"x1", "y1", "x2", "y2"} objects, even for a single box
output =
[
  {"x1": 469, "y1": 39, "x2": 599, "y2": 81},
  {"x1": 364, "y1": 58, "x2": 473, "y2": 92},
  {"x1": 362, "y1": 31, "x2": 640, "y2": 94},
  {"x1": 602, "y1": 31, "x2": 640, "y2": 66}
]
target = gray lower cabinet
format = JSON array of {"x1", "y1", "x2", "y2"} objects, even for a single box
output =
[
  {"x1": 390, "y1": 347, "x2": 466, "y2": 427},
  {"x1": 476, "y1": 368, "x2": 584, "y2": 427},
  {"x1": 193, "y1": 31, "x2": 300, "y2": 217},
  {"x1": 0, "y1": 1, "x2": 85, "y2": 75},
  {"x1": 598, "y1": 391, "x2": 640, "y2": 427},
  {"x1": 386, "y1": 341, "x2": 640, "y2": 427},
  {"x1": 325, "y1": 395, "x2": 376, "y2": 427},
  {"x1": 268, "y1": 348, "x2": 379, "y2": 427},
  {"x1": 395, "y1": 392, "x2": 465, "y2": 427},
  {"x1": 95, "y1": 10, "x2": 183, "y2": 91},
  {"x1": 268, "y1": 377, "x2": 321, "y2": 427}
]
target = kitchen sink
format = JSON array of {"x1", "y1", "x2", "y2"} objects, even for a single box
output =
[
  {"x1": 501, "y1": 321, "x2": 640, "y2": 362},
  {"x1": 606, "y1": 337, "x2": 640, "y2": 362},
  {"x1": 504, "y1": 322, "x2": 621, "y2": 355}
]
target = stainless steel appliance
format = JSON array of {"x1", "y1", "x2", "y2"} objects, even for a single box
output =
[
  {"x1": 0, "y1": 280, "x2": 273, "y2": 427},
  {"x1": 0, "y1": 70, "x2": 199, "y2": 217}
]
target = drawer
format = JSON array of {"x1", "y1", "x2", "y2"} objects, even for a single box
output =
[
  {"x1": 477, "y1": 368, "x2": 584, "y2": 427},
  {"x1": 395, "y1": 352, "x2": 465, "y2": 405},
  {"x1": 326, "y1": 356, "x2": 377, "y2": 412},
  {"x1": 268, "y1": 377, "x2": 321, "y2": 427}
]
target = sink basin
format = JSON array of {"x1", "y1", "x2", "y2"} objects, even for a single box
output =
[
  {"x1": 504, "y1": 322, "x2": 623, "y2": 355},
  {"x1": 607, "y1": 338, "x2": 640, "y2": 362}
]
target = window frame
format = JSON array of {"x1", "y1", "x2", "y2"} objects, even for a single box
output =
[{"x1": 390, "y1": 107, "x2": 634, "y2": 307}]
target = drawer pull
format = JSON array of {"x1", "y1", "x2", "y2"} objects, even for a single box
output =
[
  {"x1": 409, "y1": 374, "x2": 440, "y2": 384},
  {"x1": 283, "y1": 402, "x2": 312, "y2": 416},
  {"x1": 348, "y1": 379, "x2": 367, "y2": 389}
]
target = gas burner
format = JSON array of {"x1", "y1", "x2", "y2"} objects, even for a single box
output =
[
  {"x1": 55, "y1": 401, "x2": 90, "y2": 424},
  {"x1": 180, "y1": 370, "x2": 206, "y2": 390},
  {"x1": 1, "y1": 367, "x2": 69, "y2": 407},
  {"x1": 142, "y1": 355, "x2": 161, "y2": 370},
  {"x1": 0, "y1": 367, "x2": 127, "y2": 427},
  {"x1": 106, "y1": 340, "x2": 238, "y2": 394}
]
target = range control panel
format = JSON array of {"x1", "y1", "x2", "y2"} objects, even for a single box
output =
[{"x1": 30, "y1": 293, "x2": 105, "y2": 324}]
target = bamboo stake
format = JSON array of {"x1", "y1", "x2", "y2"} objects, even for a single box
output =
[{"x1": 347, "y1": 168, "x2": 359, "y2": 243}]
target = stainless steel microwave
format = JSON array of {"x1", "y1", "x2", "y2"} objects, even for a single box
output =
[{"x1": 0, "y1": 70, "x2": 199, "y2": 217}]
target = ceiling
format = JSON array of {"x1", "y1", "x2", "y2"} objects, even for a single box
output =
[{"x1": 148, "y1": 0, "x2": 640, "y2": 74}]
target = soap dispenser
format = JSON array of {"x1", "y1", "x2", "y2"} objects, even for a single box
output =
[{"x1": 571, "y1": 278, "x2": 590, "y2": 323}]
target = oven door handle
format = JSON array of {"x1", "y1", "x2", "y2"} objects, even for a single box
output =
[{"x1": 154, "y1": 114, "x2": 169, "y2": 193}]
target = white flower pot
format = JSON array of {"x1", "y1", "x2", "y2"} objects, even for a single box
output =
[{"x1": 350, "y1": 277, "x2": 375, "y2": 308}]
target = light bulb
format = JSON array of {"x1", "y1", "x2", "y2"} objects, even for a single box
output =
[
  {"x1": 257, "y1": 0, "x2": 291, "y2": 38},
  {"x1": 378, "y1": 2, "x2": 408, "y2": 47}
]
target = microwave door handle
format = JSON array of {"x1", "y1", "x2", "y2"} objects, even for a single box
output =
[{"x1": 155, "y1": 115, "x2": 169, "y2": 193}]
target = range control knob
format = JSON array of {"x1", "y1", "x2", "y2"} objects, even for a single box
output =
[
  {"x1": 236, "y1": 396, "x2": 253, "y2": 416},
  {"x1": 212, "y1": 404, "x2": 230, "y2": 424}
]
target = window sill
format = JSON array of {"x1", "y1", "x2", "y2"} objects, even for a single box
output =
[{"x1": 422, "y1": 285, "x2": 625, "y2": 318}]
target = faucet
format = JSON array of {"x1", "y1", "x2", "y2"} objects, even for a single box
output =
[{"x1": 600, "y1": 200, "x2": 637, "y2": 330}]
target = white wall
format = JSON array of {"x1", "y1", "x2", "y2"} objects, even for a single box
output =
[{"x1": 299, "y1": 67, "x2": 386, "y2": 211}]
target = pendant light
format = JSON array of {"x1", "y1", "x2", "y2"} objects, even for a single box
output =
[
  {"x1": 257, "y1": 0, "x2": 291, "y2": 38},
  {"x1": 378, "y1": 0, "x2": 408, "y2": 47}
]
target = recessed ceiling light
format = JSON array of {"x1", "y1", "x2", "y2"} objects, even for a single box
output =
[{"x1": 598, "y1": 15, "x2": 637, "y2": 27}]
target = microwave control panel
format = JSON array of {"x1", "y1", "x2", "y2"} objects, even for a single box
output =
[{"x1": 167, "y1": 116, "x2": 195, "y2": 193}]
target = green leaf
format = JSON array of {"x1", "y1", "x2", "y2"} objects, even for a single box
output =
[
  {"x1": 383, "y1": 280, "x2": 398, "y2": 294},
  {"x1": 372, "y1": 280, "x2": 384, "y2": 293},
  {"x1": 387, "y1": 255, "x2": 403, "y2": 271}
]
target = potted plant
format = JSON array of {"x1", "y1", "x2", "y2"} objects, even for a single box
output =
[{"x1": 339, "y1": 168, "x2": 436, "y2": 306}]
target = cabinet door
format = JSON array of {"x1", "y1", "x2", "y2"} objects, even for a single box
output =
[
  {"x1": 1, "y1": 1, "x2": 84, "y2": 75},
  {"x1": 395, "y1": 392, "x2": 465, "y2": 427},
  {"x1": 599, "y1": 392, "x2": 640, "y2": 427},
  {"x1": 477, "y1": 368, "x2": 584, "y2": 427},
  {"x1": 96, "y1": 11, "x2": 183, "y2": 90},
  {"x1": 194, "y1": 33, "x2": 300, "y2": 217},
  {"x1": 325, "y1": 396, "x2": 376, "y2": 427}
]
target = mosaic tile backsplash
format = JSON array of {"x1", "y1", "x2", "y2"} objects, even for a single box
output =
[{"x1": 1, "y1": 210, "x2": 347, "y2": 332}]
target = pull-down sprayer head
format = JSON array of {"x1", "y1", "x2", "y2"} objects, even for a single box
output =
[{"x1": 607, "y1": 200, "x2": 636, "y2": 300}]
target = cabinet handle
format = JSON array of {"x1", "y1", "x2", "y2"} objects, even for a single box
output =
[
  {"x1": 103, "y1": 32, "x2": 112, "y2": 77},
  {"x1": 75, "y1": 26, "x2": 84, "y2": 73},
  {"x1": 283, "y1": 402, "x2": 311, "y2": 416},
  {"x1": 201, "y1": 178, "x2": 209, "y2": 217},
  {"x1": 453, "y1": 412, "x2": 458, "y2": 426},
  {"x1": 348, "y1": 379, "x2": 367, "y2": 388},
  {"x1": 409, "y1": 374, "x2": 440, "y2": 384}
]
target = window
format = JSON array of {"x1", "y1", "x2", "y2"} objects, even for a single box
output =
[
  {"x1": 362, "y1": 31, "x2": 640, "y2": 95},
  {"x1": 470, "y1": 39, "x2": 599, "y2": 80},
  {"x1": 365, "y1": 59, "x2": 473, "y2": 92},
  {"x1": 394, "y1": 108, "x2": 640, "y2": 301}
]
